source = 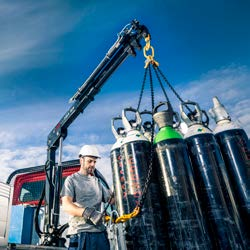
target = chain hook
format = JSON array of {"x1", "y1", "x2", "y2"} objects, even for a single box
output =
[{"x1": 143, "y1": 34, "x2": 159, "y2": 68}]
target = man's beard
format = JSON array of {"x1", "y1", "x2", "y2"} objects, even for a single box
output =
[{"x1": 87, "y1": 167, "x2": 94, "y2": 175}]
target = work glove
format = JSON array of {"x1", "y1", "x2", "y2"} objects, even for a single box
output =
[{"x1": 82, "y1": 207, "x2": 103, "y2": 225}]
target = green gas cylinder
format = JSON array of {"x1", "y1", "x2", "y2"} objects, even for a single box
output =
[{"x1": 153, "y1": 101, "x2": 210, "y2": 249}]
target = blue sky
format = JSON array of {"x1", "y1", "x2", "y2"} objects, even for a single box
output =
[{"x1": 1, "y1": 0, "x2": 250, "y2": 184}]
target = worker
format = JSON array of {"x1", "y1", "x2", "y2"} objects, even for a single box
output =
[{"x1": 61, "y1": 145, "x2": 113, "y2": 250}]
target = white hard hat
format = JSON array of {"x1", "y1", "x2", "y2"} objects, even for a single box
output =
[{"x1": 79, "y1": 145, "x2": 101, "y2": 158}]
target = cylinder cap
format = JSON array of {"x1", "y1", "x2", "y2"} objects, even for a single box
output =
[{"x1": 209, "y1": 96, "x2": 231, "y2": 123}]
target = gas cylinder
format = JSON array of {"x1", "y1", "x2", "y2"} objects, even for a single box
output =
[
  {"x1": 180, "y1": 100, "x2": 245, "y2": 249},
  {"x1": 209, "y1": 96, "x2": 250, "y2": 243},
  {"x1": 153, "y1": 101, "x2": 210, "y2": 249},
  {"x1": 110, "y1": 116, "x2": 129, "y2": 217},
  {"x1": 120, "y1": 107, "x2": 167, "y2": 249}
]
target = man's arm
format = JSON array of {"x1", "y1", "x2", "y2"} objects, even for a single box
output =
[
  {"x1": 61, "y1": 195, "x2": 84, "y2": 217},
  {"x1": 62, "y1": 195, "x2": 104, "y2": 225}
]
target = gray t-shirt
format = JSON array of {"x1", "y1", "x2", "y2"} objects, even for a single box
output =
[{"x1": 61, "y1": 171, "x2": 111, "y2": 235}]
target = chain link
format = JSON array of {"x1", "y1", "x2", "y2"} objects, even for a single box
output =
[{"x1": 143, "y1": 35, "x2": 159, "y2": 68}]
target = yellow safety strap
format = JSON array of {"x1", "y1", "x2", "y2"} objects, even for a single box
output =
[
  {"x1": 143, "y1": 34, "x2": 159, "y2": 68},
  {"x1": 105, "y1": 206, "x2": 141, "y2": 224}
]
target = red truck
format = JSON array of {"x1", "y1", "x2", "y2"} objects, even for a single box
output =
[{"x1": 0, "y1": 159, "x2": 113, "y2": 249}]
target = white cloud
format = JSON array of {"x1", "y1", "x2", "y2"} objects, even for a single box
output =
[
  {"x1": 177, "y1": 64, "x2": 249, "y2": 105},
  {"x1": 0, "y1": 146, "x2": 46, "y2": 182},
  {"x1": 0, "y1": 99, "x2": 67, "y2": 148}
]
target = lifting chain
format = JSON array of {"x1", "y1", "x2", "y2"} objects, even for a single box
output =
[
  {"x1": 156, "y1": 67, "x2": 185, "y2": 103},
  {"x1": 106, "y1": 64, "x2": 156, "y2": 224},
  {"x1": 106, "y1": 34, "x2": 190, "y2": 225},
  {"x1": 137, "y1": 66, "x2": 149, "y2": 111},
  {"x1": 144, "y1": 34, "x2": 192, "y2": 113},
  {"x1": 137, "y1": 63, "x2": 155, "y2": 209},
  {"x1": 155, "y1": 67, "x2": 192, "y2": 112}
]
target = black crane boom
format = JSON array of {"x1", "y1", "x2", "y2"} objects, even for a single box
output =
[{"x1": 42, "y1": 20, "x2": 149, "y2": 246}]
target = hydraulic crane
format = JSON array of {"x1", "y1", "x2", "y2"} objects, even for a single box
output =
[{"x1": 40, "y1": 20, "x2": 150, "y2": 246}]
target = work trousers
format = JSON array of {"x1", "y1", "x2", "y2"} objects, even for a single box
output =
[{"x1": 68, "y1": 231, "x2": 110, "y2": 250}]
